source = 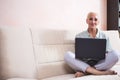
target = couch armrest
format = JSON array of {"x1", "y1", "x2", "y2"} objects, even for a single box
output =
[{"x1": 0, "y1": 26, "x2": 36, "y2": 79}]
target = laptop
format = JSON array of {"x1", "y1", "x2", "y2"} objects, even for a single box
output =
[{"x1": 75, "y1": 38, "x2": 106, "y2": 66}]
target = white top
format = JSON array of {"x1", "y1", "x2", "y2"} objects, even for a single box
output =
[{"x1": 76, "y1": 29, "x2": 113, "y2": 52}]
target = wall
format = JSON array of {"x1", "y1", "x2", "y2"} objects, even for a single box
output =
[{"x1": 0, "y1": 0, "x2": 107, "y2": 30}]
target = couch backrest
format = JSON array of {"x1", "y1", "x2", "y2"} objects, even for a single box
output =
[
  {"x1": 0, "y1": 26, "x2": 36, "y2": 80},
  {"x1": 30, "y1": 28, "x2": 79, "y2": 79},
  {"x1": 103, "y1": 30, "x2": 120, "y2": 53}
]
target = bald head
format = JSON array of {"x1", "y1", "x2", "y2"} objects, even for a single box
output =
[{"x1": 87, "y1": 12, "x2": 98, "y2": 20}]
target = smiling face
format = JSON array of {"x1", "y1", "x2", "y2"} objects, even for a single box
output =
[{"x1": 86, "y1": 12, "x2": 99, "y2": 29}]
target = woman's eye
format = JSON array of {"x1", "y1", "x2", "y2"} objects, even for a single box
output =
[
  {"x1": 95, "y1": 18, "x2": 98, "y2": 21},
  {"x1": 89, "y1": 18, "x2": 98, "y2": 21},
  {"x1": 89, "y1": 18, "x2": 93, "y2": 20}
]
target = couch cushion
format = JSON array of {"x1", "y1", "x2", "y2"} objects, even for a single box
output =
[
  {"x1": 41, "y1": 64, "x2": 120, "y2": 80},
  {"x1": 0, "y1": 26, "x2": 36, "y2": 79},
  {"x1": 35, "y1": 44, "x2": 74, "y2": 79},
  {"x1": 30, "y1": 29, "x2": 77, "y2": 79},
  {"x1": 70, "y1": 75, "x2": 120, "y2": 80},
  {"x1": 7, "y1": 78, "x2": 37, "y2": 80},
  {"x1": 41, "y1": 74, "x2": 74, "y2": 80},
  {"x1": 37, "y1": 61, "x2": 74, "y2": 79},
  {"x1": 41, "y1": 74, "x2": 120, "y2": 80},
  {"x1": 34, "y1": 45, "x2": 74, "y2": 63}
]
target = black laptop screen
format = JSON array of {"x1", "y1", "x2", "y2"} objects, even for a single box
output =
[{"x1": 75, "y1": 38, "x2": 106, "y2": 61}]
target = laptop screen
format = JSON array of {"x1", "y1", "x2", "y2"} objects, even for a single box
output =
[{"x1": 75, "y1": 38, "x2": 106, "y2": 62}]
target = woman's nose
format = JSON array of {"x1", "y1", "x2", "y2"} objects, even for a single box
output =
[{"x1": 91, "y1": 20, "x2": 96, "y2": 23}]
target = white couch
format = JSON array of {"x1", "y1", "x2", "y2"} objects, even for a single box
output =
[{"x1": 0, "y1": 26, "x2": 120, "y2": 80}]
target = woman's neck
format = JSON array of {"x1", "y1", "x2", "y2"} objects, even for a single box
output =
[
  {"x1": 88, "y1": 28, "x2": 98, "y2": 38},
  {"x1": 88, "y1": 28, "x2": 97, "y2": 33}
]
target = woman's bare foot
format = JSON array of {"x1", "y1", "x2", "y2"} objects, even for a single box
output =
[
  {"x1": 74, "y1": 69, "x2": 117, "y2": 78},
  {"x1": 75, "y1": 71, "x2": 85, "y2": 77},
  {"x1": 86, "y1": 67, "x2": 117, "y2": 75},
  {"x1": 103, "y1": 70, "x2": 117, "y2": 75}
]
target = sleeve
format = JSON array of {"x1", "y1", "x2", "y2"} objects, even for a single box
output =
[
  {"x1": 75, "y1": 31, "x2": 87, "y2": 38},
  {"x1": 75, "y1": 33, "x2": 82, "y2": 38},
  {"x1": 106, "y1": 36, "x2": 113, "y2": 52}
]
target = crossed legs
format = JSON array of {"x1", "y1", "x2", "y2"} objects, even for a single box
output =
[{"x1": 64, "y1": 50, "x2": 119, "y2": 77}]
